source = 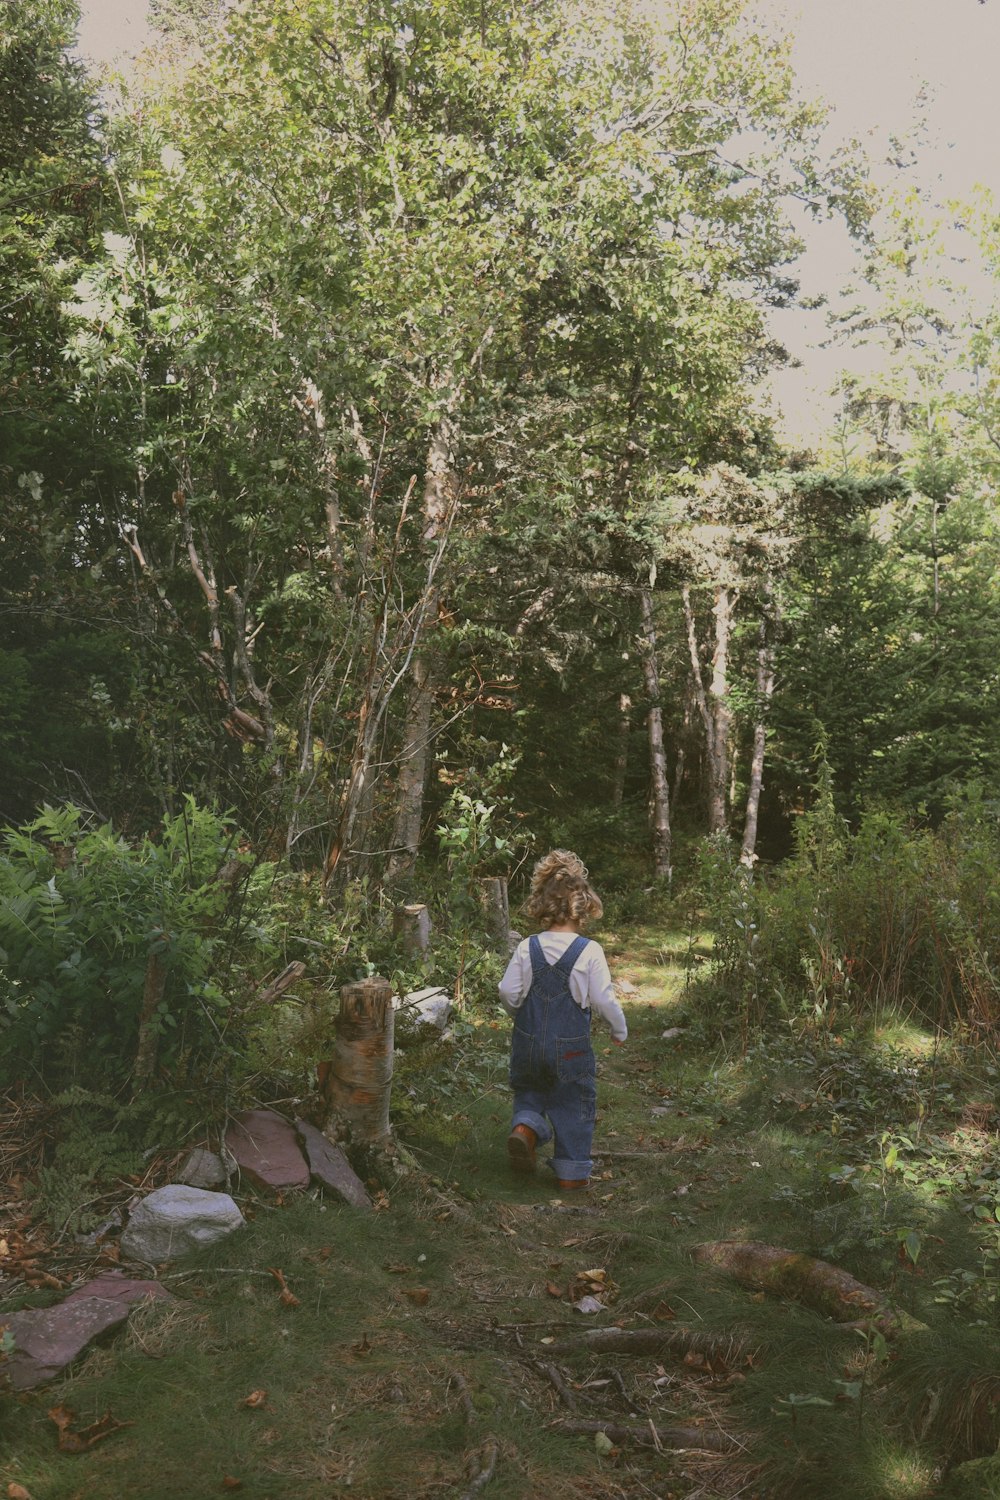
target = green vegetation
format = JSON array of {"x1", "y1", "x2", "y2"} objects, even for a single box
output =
[
  {"x1": 2, "y1": 1, "x2": 1000, "y2": 1494},
  {"x1": 2, "y1": 928, "x2": 999, "y2": 1498}
]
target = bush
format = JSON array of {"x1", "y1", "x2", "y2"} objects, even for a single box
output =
[
  {"x1": 701, "y1": 789, "x2": 1000, "y2": 1038},
  {"x1": 0, "y1": 798, "x2": 252, "y2": 1089}
]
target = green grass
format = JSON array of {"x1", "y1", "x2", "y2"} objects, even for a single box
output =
[{"x1": 3, "y1": 920, "x2": 1000, "y2": 1498}]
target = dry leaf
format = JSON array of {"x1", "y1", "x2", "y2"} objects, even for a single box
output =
[
  {"x1": 47, "y1": 1405, "x2": 132, "y2": 1452},
  {"x1": 221, "y1": 1478, "x2": 243, "y2": 1491},
  {"x1": 385, "y1": 1263, "x2": 412, "y2": 1275},
  {"x1": 352, "y1": 1332, "x2": 372, "y2": 1356},
  {"x1": 545, "y1": 1281, "x2": 564, "y2": 1298},
  {"x1": 7, "y1": 1483, "x2": 33, "y2": 1500},
  {"x1": 242, "y1": 1390, "x2": 268, "y2": 1408},
  {"x1": 404, "y1": 1287, "x2": 430, "y2": 1306},
  {"x1": 651, "y1": 1301, "x2": 677, "y2": 1322},
  {"x1": 268, "y1": 1268, "x2": 300, "y2": 1308}
]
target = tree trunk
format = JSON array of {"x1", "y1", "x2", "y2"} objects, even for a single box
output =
[
  {"x1": 707, "y1": 585, "x2": 734, "y2": 834},
  {"x1": 133, "y1": 949, "x2": 167, "y2": 1088},
  {"x1": 740, "y1": 604, "x2": 776, "y2": 868},
  {"x1": 387, "y1": 405, "x2": 458, "y2": 881},
  {"x1": 611, "y1": 692, "x2": 631, "y2": 809},
  {"x1": 682, "y1": 582, "x2": 736, "y2": 836},
  {"x1": 322, "y1": 977, "x2": 394, "y2": 1143},
  {"x1": 638, "y1": 585, "x2": 671, "y2": 881},
  {"x1": 387, "y1": 648, "x2": 436, "y2": 883}
]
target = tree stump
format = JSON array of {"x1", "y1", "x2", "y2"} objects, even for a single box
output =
[
  {"x1": 322, "y1": 977, "x2": 394, "y2": 1143},
  {"x1": 393, "y1": 902, "x2": 431, "y2": 955},
  {"x1": 477, "y1": 876, "x2": 510, "y2": 950}
]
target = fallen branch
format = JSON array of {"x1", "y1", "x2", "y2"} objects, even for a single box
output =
[
  {"x1": 551, "y1": 1418, "x2": 739, "y2": 1454},
  {"x1": 258, "y1": 961, "x2": 307, "y2": 1005},
  {"x1": 542, "y1": 1325, "x2": 753, "y2": 1364},
  {"x1": 460, "y1": 1440, "x2": 499, "y2": 1499},
  {"x1": 691, "y1": 1241, "x2": 925, "y2": 1335},
  {"x1": 530, "y1": 1360, "x2": 578, "y2": 1412},
  {"x1": 449, "y1": 1372, "x2": 500, "y2": 1500}
]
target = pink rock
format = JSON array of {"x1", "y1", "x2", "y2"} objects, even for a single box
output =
[
  {"x1": 5, "y1": 1273, "x2": 170, "y2": 1390},
  {"x1": 225, "y1": 1109, "x2": 309, "y2": 1192},
  {"x1": 295, "y1": 1118, "x2": 372, "y2": 1210}
]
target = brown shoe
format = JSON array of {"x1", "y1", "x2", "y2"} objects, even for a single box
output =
[
  {"x1": 507, "y1": 1124, "x2": 537, "y2": 1172},
  {"x1": 556, "y1": 1178, "x2": 589, "y2": 1191}
]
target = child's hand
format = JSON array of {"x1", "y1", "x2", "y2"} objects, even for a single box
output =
[{"x1": 613, "y1": 1038, "x2": 626, "y2": 1047}]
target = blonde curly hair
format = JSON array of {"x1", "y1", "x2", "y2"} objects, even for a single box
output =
[{"x1": 526, "y1": 849, "x2": 603, "y2": 929}]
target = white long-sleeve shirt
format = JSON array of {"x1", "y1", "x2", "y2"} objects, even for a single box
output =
[{"x1": 498, "y1": 931, "x2": 628, "y2": 1042}]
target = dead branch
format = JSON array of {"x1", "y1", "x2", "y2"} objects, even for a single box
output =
[
  {"x1": 541, "y1": 1326, "x2": 753, "y2": 1364},
  {"x1": 551, "y1": 1418, "x2": 739, "y2": 1454},
  {"x1": 257, "y1": 962, "x2": 307, "y2": 1005}
]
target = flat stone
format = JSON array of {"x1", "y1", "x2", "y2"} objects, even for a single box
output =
[
  {"x1": 224, "y1": 1109, "x2": 309, "y2": 1192},
  {"x1": 616, "y1": 979, "x2": 639, "y2": 996},
  {"x1": 5, "y1": 1273, "x2": 170, "y2": 1390},
  {"x1": 294, "y1": 1118, "x2": 372, "y2": 1210},
  {"x1": 660, "y1": 1027, "x2": 687, "y2": 1041},
  {"x1": 178, "y1": 1147, "x2": 227, "y2": 1190},
  {"x1": 121, "y1": 1184, "x2": 245, "y2": 1263}
]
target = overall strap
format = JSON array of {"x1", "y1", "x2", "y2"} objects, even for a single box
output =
[
  {"x1": 553, "y1": 934, "x2": 589, "y2": 975},
  {"x1": 528, "y1": 934, "x2": 547, "y2": 976}
]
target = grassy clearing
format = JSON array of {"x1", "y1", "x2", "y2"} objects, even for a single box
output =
[{"x1": 3, "y1": 920, "x2": 999, "y2": 1498}]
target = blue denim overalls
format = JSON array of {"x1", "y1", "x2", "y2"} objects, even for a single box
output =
[{"x1": 509, "y1": 933, "x2": 596, "y2": 1182}]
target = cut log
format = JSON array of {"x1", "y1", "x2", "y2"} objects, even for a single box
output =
[
  {"x1": 477, "y1": 877, "x2": 510, "y2": 950},
  {"x1": 322, "y1": 977, "x2": 394, "y2": 1143},
  {"x1": 393, "y1": 902, "x2": 432, "y2": 956},
  {"x1": 691, "y1": 1240, "x2": 923, "y2": 1334}
]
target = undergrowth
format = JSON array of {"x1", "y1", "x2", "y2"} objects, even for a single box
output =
[{"x1": 4, "y1": 915, "x2": 1000, "y2": 1498}]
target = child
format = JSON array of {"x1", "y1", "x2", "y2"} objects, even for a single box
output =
[{"x1": 498, "y1": 850, "x2": 627, "y2": 1190}]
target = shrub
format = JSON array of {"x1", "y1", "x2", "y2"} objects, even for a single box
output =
[{"x1": 701, "y1": 790, "x2": 1000, "y2": 1039}]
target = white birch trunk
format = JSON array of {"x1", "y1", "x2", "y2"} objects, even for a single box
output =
[{"x1": 741, "y1": 602, "x2": 777, "y2": 868}]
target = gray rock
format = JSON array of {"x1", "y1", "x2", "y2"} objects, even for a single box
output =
[
  {"x1": 224, "y1": 1108, "x2": 310, "y2": 1192},
  {"x1": 6, "y1": 1273, "x2": 171, "y2": 1389},
  {"x1": 121, "y1": 1185, "x2": 245, "y2": 1264},
  {"x1": 507, "y1": 929, "x2": 523, "y2": 955},
  {"x1": 178, "y1": 1147, "x2": 227, "y2": 1190},
  {"x1": 394, "y1": 987, "x2": 452, "y2": 1039},
  {"x1": 294, "y1": 1118, "x2": 372, "y2": 1210}
]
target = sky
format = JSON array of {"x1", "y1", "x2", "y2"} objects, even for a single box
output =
[{"x1": 75, "y1": 0, "x2": 1000, "y2": 444}]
